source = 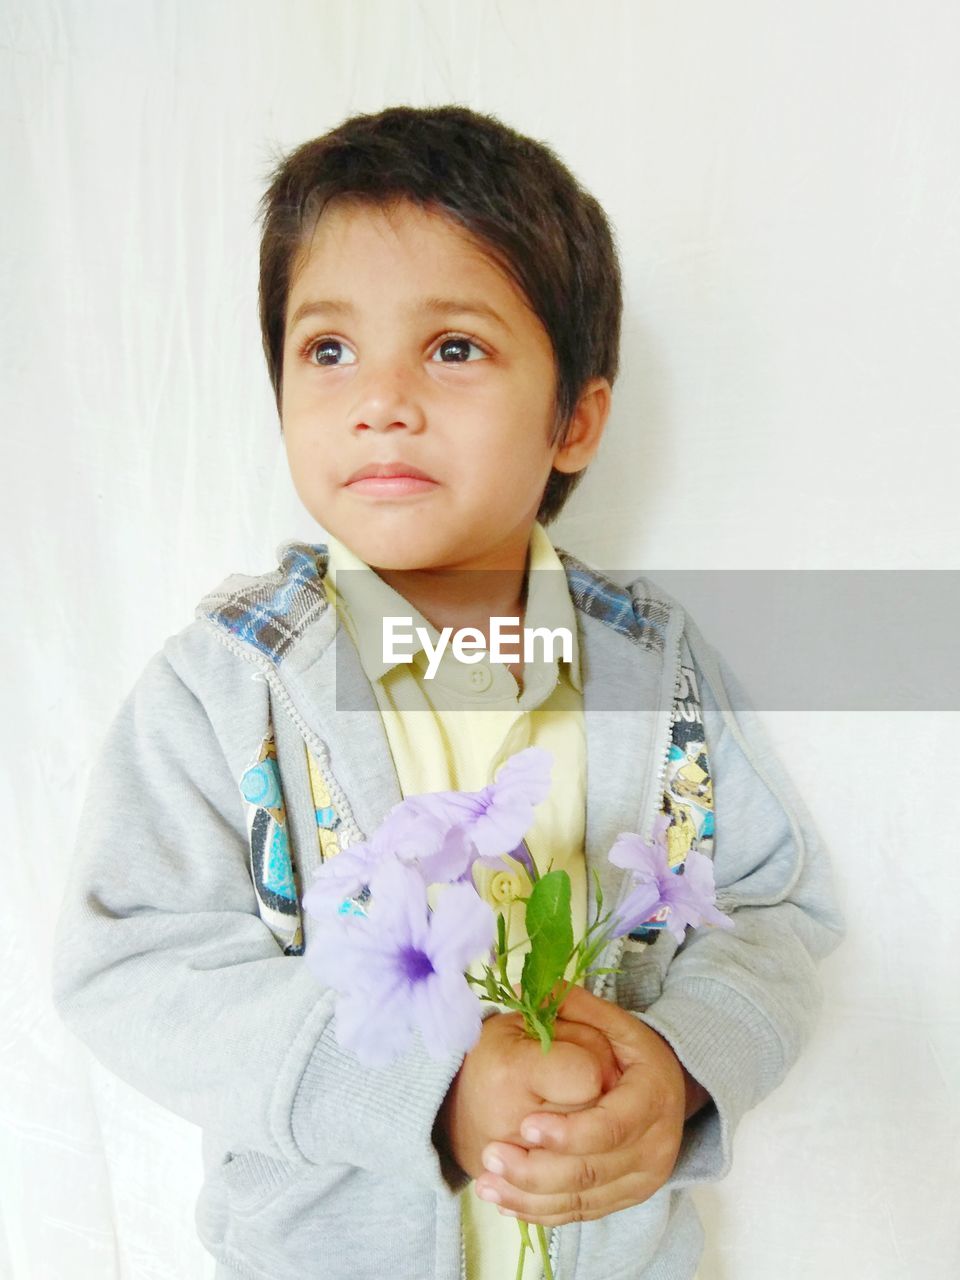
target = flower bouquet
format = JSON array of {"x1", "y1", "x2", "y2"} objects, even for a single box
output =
[{"x1": 302, "y1": 747, "x2": 732, "y2": 1279}]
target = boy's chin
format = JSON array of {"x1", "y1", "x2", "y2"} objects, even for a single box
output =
[
  {"x1": 330, "y1": 529, "x2": 447, "y2": 572},
  {"x1": 365, "y1": 548, "x2": 448, "y2": 574}
]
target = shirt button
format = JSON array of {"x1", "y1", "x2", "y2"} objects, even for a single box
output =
[
  {"x1": 469, "y1": 667, "x2": 492, "y2": 691},
  {"x1": 490, "y1": 871, "x2": 522, "y2": 904}
]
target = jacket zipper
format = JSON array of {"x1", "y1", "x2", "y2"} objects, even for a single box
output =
[
  {"x1": 598, "y1": 605, "x2": 685, "y2": 1003},
  {"x1": 549, "y1": 1221, "x2": 561, "y2": 1276}
]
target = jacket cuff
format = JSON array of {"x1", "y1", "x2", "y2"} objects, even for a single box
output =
[
  {"x1": 633, "y1": 976, "x2": 788, "y2": 1186},
  {"x1": 290, "y1": 1013, "x2": 467, "y2": 1193}
]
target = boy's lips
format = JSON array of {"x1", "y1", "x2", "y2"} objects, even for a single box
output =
[{"x1": 344, "y1": 461, "x2": 439, "y2": 496}]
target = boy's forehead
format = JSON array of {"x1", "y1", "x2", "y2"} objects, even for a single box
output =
[
  {"x1": 287, "y1": 199, "x2": 528, "y2": 323},
  {"x1": 300, "y1": 198, "x2": 480, "y2": 264}
]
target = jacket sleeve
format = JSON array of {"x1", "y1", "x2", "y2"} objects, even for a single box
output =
[
  {"x1": 630, "y1": 619, "x2": 847, "y2": 1187},
  {"x1": 50, "y1": 634, "x2": 465, "y2": 1192}
]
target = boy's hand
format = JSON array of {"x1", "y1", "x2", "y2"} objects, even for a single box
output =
[
  {"x1": 435, "y1": 1008, "x2": 622, "y2": 1182},
  {"x1": 473, "y1": 985, "x2": 709, "y2": 1225}
]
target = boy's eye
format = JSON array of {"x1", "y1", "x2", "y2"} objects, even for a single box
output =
[
  {"x1": 432, "y1": 336, "x2": 486, "y2": 364},
  {"x1": 307, "y1": 339, "x2": 357, "y2": 367}
]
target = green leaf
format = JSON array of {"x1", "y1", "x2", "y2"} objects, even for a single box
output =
[
  {"x1": 523, "y1": 1010, "x2": 554, "y2": 1052},
  {"x1": 592, "y1": 866, "x2": 604, "y2": 915},
  {"x1": 520, "y1": 870, "x2": 573, "y2": 1012}
]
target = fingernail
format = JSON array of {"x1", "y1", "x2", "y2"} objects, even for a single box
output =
[
  {"x1": 521, "y1": 1125, "x2": 542, "y2": 1145},
  {"x1": 476, "y1": 1184, "x2": 501, "y2": 1204},
  {"x1": 483, "y1": 1152, "x2": 506, "y2": 1175}
]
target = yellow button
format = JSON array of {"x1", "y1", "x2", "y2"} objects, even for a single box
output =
[
  {"x1": 490, "y1": 871, "x2": 522, "y2": 904},
  {"x1": 469, "y1": 667, "x2": 492, "y2": 691}
]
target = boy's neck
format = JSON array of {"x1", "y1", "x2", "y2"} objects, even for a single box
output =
[
  {"x1": 371, "y1": 564, "x2": 529, "y2": 642},
  {"x1": 374, "y1": 563, "x2": 529, "y2": 693}
]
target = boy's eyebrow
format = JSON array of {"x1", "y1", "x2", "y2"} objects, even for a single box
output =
[{"x1": 288, "y1": 296, "x2": 513, "y2": 335}]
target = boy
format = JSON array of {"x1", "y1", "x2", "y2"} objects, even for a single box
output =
[{"x1": 52, "y1": 105, "x2": 844, "y2": 1279}]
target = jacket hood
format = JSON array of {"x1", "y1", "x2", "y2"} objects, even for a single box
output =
[{"x1": 194, "y1": 539, "x2": 673, "y2": 668}]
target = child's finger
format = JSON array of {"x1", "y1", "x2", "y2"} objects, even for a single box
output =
[
  {"x1": 520, "y1": 1097, "x2": 624, "y2": 1155},
  {"x1": 474, "y1": 1158, "x2": 662, "y2": 1226},
  {"x1": 520, "y1": 1068, "x2": 664, "y2": 1156},
  {"x1": 550, "y1": 1019, "x2": 623, "y2": 1092},
  {"x1": 521, "y1": 1036, "x2": 606, "y2": 1108},
  {"x1": 478, "y1": 1139, "x2": 630, "y2": 1201},
  {"x1": 554, "y1": 984, "x2": 648, "y2": 1061}
]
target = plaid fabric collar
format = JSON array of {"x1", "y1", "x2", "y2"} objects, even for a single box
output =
[{"x1": 197, "y1": 540, "x2": 670, "y2": 667}]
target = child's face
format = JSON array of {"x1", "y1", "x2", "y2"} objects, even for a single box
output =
[{"x1": 280, "y1": 199, "x2": 583, "y2": 575}]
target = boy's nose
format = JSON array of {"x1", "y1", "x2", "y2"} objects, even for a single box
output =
[{"x1": 351, "y1": 364, "x2": 427, "y2": 433}]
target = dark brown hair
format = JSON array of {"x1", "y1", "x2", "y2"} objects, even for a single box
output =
[{"x1": 257, "y1": 104, "x2": 622, "y2": 525}]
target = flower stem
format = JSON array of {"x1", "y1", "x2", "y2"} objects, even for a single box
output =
[
  {"x1": 535, "y1": 1224, "x2": 554, "y2": 1280},
  {"x1": 515, "y1": 1220, "x2": 533, "y2": 1280}
]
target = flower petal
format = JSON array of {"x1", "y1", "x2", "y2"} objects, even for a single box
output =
[
  {"x1": 427, "y1": 881, "x2": 496, "y2": 974},
  {"x1": 334, "y1": 976, "x2": 413, "y2": 1067},
  {"x1": 390, "y1": 790, "x2": 486, "y2": 842},
  {"x1": 467, "y1": 748, "x2": 554, "y2": 858},
  {"x1": 302, "y1": 843, "x2": 378, "y2": 917},
  {"x1": 663, "y1": 908, "x2": 691, "y2": 946},
  {"x1": 366, "y1": 856, "x2": 431, "y2": 951},
  {"x1": 492, "y1": 747, "x2": 554, "y2": 806},
  {"x1": 411, "y1": 970, "x2": 483, "y2": 1059},
  {"x1": 608, "y1": 880, "x2": 664, "y2": 938},
  {"x1": 660, "y1": 851, "x2": 733, "y2": 931},
  {"x1": 417, "y1": 825, "x2": 480, "y2": 884},
  {"x1": 371, "y1": 802, "x2": 452, "y2": 863},
  {"x1": 608, "y1": 831, "x2": 665, "y2": 878}
]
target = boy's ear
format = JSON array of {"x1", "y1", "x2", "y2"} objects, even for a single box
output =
[{"x1": 552, "y1": 377, "x2": 613, "y2": 474}]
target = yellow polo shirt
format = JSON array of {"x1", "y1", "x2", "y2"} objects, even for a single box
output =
[{"x1": 321, "y1": 522, "x2": 587, "y2": 1280}]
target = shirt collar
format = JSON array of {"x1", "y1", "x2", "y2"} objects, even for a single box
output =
[
  {"x1": 524, "y1": 521, "x2": 583, "y2": 692},
  {"x1": 321, "y1": 522, "x2": 582, "y2": 693}
]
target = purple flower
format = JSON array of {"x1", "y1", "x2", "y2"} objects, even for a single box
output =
[
  {"x1": 331, "y1": 747, "x2": 552, "y2": 887},
  {"x1": 304, "y1": 856, "x2": 496, "y2": 1067},
  {"x1": 390, "y1": 746, "x2": 553, "y2": 876},
  {"x1": 608, "y1": 816, "x2": 734, "y2": 945},
  {"x1": 301, "y1": 841, "x2": 380, "y2": 918}
]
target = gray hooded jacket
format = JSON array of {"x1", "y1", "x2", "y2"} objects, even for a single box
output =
[{"x1": 51, "y1": 541, "x2": 844, "y2": 1280}]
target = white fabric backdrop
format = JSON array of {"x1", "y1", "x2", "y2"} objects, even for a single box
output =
[{"x1": 4, "y1": 0, "x2": 959, "y2": 1276}]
